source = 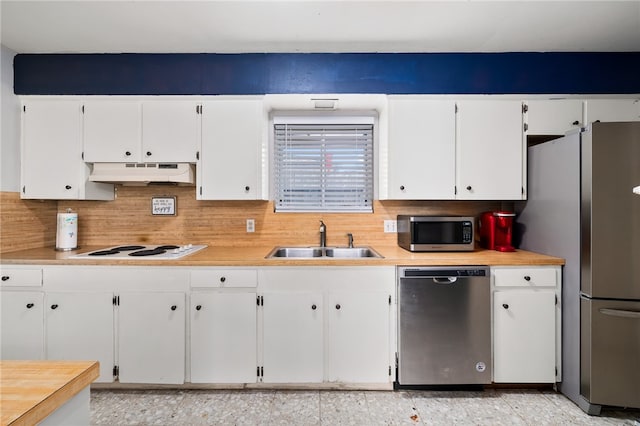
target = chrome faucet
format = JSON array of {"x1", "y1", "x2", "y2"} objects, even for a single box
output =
[
  {"x1": 319, "y1": 220, "x2": 326, "y2": 247},
  {"x1": 347, "y1": 233, "x2": 354, "y2": 248}
]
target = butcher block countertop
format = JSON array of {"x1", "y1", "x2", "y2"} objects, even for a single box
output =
[
  {"x1": 0, "y1": 245, "x2": 564, "y2": 266},
  {"x1": 0, "y1": 360, "x2": 99, "y2": 426}
]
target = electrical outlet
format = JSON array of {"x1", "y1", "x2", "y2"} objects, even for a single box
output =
[
  {"x1": 246, "y1": 219, "x2": 255, "y2": 233},
  {"x1": 384, "y1": 220, "x2": 397, "y2": 233}
]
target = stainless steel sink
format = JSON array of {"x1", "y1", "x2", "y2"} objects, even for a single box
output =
[
  {"x1": 324, "y1": 247, "x2": 382, "y2": 258},
  {"x1": 266, "y1": 246, "x2": 383, "y2": 259}
]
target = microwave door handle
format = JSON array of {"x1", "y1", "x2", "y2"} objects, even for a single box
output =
[
  {"x1": 599, "y1": 308, "x2": 640, "y2": 319},
  {"x1": 433, "y1": 277, "x2": 458, "y2": 284}
]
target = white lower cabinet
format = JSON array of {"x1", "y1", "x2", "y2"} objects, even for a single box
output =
[
  {"x1": 259, "y1": 267, "x2": 395, "y2": 384},
  {"x1": 327, "y1": 291, "x2": 390, "y2": 383},
  {"x1": 190, "y1": 291, "x2": 257, "y2": 383},
  {"x1": 262, "y1": 292, "x2": 324, "y2": 383},
  {"x1": 118, "y1": 292, "x2": 186, "y2": 384},
  {"x1": 492, "y1": 266, "x2": 561, "y2": 383},
  {"x1": 0, "y1": 291, "x2": 44, "y2": 360},
  {"x1": 45, "y1": 292, "x2": 115, "y2": 383}
]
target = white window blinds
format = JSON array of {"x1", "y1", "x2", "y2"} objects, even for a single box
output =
[{"x1": 274, "y1": 119, "x2": 374, "y2": 212}]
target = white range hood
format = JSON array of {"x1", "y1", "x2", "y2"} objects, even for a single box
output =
[{"x1": 89, "y1": 163, "x2": 195, "y2": 186}]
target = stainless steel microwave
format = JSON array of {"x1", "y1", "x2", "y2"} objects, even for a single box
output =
[{"x1": 397, "y1": 215, "x2": 475, "y2": 252}]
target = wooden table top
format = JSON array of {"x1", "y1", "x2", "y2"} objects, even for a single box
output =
[{"x1": 0, "y1": 360, "x2": 99, "y2": 426}]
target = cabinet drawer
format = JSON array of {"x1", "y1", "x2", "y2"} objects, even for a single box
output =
[
  {"x1": 0, "y1": 268, "x2": 43, "y2": 287},
  {"x1": 493, "y1": 267, "x2": 557, "y2": 288},
  {"x1": 191, "y1": 269, "x2": 257, "y2": 288}
]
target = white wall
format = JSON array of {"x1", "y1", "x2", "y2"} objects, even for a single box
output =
[{"x1": 1, "y1": 44, "x2": 21, "y2": 192}]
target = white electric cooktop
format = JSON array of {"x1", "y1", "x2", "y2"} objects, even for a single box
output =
[{"x1": 70, "y1": 244, "x2": 207, "y2": 260}]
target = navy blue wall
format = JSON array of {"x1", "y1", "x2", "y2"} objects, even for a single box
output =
[{"x1": 13, "y1": 52, "x2": 640, "y2": 95}]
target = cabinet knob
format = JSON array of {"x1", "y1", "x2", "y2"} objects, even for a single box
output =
[
  {"x1": 502, "y1": 303, "x2": 509, "y2": 310},
  {"x1": 195, "y1": 305, "x2": 202, "y2": 311},
  {"x1": 125, "y1": 151, "x2": 131, "y2": 156},
  {"x1": 311, "y1": 304, "x2": 317, "y2": 310},
  {"x1": 244, "y1": 186, "x2": 250, "y2": 192},
  {"x1": 399, "y1": 185, "x2": 405, "y2": 191},
  {"x1": 1, "y1": 276, "x2": 9, "y2": 281},
  {"x1": 170, "y1": 305, "x2": 177, "y2": 311},
  {"x1": 335, "y1": 304, "x2": 341, "y2": 310},
  {"x1": 524, "y1": 275, "x2": 531, "y2": 281},
  {"x1": 26, "y1": 303, "x2": 34, "y2": 309},
  {"x1": 146, "y1": 151, "x2": 152, "y2": 157},
  {"x1": 220, "y1": 276, "x2": 226, "y2": 283},
  {"x1": 466, "y1": 185, "x2": 472, "y2": 191},
  {"x1": 65, "y1": 185, "x2": 72, "y2": 190},
  {"x1": 51, "y1": 304, "x2": 58, "y2": 310},
  {"x1": 572, "y1": 120, "x2": 580, "y2": 126}
]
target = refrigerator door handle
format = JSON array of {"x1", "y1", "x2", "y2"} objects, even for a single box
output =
[{"x1": 599, "y1": 308, "x2": 640, "y2": 319}]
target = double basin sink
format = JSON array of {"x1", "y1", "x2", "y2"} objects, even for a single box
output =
[{"x1": 266, "y1": 246, "x2": 383, "y2": 259}]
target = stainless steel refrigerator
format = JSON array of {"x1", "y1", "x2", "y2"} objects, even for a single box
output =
[{"x1": 517, "y1": 122, "x2": 640, "y2": 415}]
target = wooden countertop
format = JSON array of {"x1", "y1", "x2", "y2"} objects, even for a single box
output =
[
  {"x1": 0, "y1": 245, "x2": 564, "y2": 266},
  {"x1": 0, "y1": 360, "x2": 99, "y2": 426}
]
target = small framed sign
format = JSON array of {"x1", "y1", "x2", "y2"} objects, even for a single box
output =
[{"x1": 151, "y1": 196, "x2": 177, "y2": 216}]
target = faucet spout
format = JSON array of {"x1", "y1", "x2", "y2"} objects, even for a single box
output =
[
  {"x1": 347, "y1": 233, "x2": 354, "y2": 248},
  {"x1": 319, "y1": 220, "x2": 326, "y2": 248}
]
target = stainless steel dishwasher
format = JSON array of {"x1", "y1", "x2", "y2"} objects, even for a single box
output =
[{"x1": 397, "y1": 266, "x2": 491, "y2": 385}]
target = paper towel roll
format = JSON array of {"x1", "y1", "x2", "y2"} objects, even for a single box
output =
[{"x1": 56, "y1": 210, "x2": 78, "y2": 251}]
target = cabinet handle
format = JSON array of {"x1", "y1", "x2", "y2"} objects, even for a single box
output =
[
  {"x1": 146, "y1": 151, "x2": 152, "y2": 157},
  {"x1": 1, "y1": 276, "x2": 9, "y2": 281},
  {"x1": 125, "y1": 151, "x2": 131, "y2": 156},
  {"x1": 399, "y1": 185, "x2": 405, "y2": 191},
  {"x1": 220, "y1": 276, "x2": 226, "y2": 283},
  {"x1": 502, "y1": 303, "x2": 509, "y2": 310},
  {"x1": 524, "y1": 275, "x2": 531, "y2": 281},
  {"x1": 572, "y1": 120, "x2": 580, "y2": 126},
  {"x1": 466, "y1": 185, "x2": 472, "y2": 191},
  {"x1": 51, "y1": 304, "x2": 58, "y2": 310},
  {"x1": 170, "y1": 305, "x2": 177, "y2": 311},
  {"x1": 311, "y1": 304, "x2": 317, "y2": 310},
  {"x1": 26, "y1": 303, "x2": 34, "y2": 309},
  {"x1": 244, "y1": 186, "x2": 250, "y2": 192},
  {"x1": 335, "y1": 304, "x2": 341, "y2": 310},
  {"x1": 195, "y1": 305, "x2": 202, "y2": 311},
  {"x1": 65, "y1": 185, "x2": 72, "y2": 190}
]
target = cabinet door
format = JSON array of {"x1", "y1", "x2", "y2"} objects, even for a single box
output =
[
  {"x1": 387, "y1": 98, "x2": 456, "y2": 199},
  {"x1": 118, "y1": 292, "x2": 185, "y2": 384},
  {"x1": 327, "y1": 291, "x2": 390, "y2": 383},
  {"x1": 456, "y1": 100, "x2": 524, "y2": 200},
  {"x1": 142, "y1": 102, "x2": 199, "y2": 163},
  {"x1": 584, "y1": 99, "x2": 640, "y2": 123},
  {"x1": 262, "y1": 292, "x2": 323, "y2": 383},
  {"x1": 190, "y1": 292, "x2": 257, "y2": 383},
  {"x1": 45, "y1": 292, "x2": 114, "y2": 383},
  {"x1": 525, "y1": 99, "x2": 583, "y2": 135},
  {"x1": 21, "y1": 101, "x2": 82, "y2": 199},
  {"x1": 199, "y1": 98, "x2": 264, "y2": 200},
  {"x1": 83, "y1": 101, "x2": 142, "y2": 162},
  {"x1": 493, "y1": 290, "x2": 556, "y2": 382},
  {"x1": 0, "y1": 292, "x2": 44, "y2": 360}
]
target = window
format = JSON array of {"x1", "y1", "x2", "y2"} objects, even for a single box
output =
[{"x1": 273, "y1": 116, "x2": 374, "y2": 212}]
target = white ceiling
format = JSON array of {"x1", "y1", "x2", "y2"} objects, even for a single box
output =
[{"x1": 1, "y1": 0, "x2": 639, "y2": 54}]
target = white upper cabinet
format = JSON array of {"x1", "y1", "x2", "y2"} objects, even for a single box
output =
[
  {"x1": 21, "y1": 100, "x2": 114, "y2": 200},
  {"x1": 83, "y1": 100, "x2": 199, "y2": 163},
  {"x1": 385, "y1": 97, "x2": 456, "y2": 199},
  {"x1": 83, "y1": 101, "x2": 142, "y2": 162},
  {"x1": 199, "y1": 97, "x2": 266, "y2": 200},
  {"x1": 584, "y1": 99, "x2": 640, "y2": 124},
  {"x1": 524, "y1": 99, "x2": 583, "y2": 135},
  {"x1": 141, "y1": 101, "x2": 200, "y2": 163},
  {"x1": 456, "y1": 100, "x2": 525, "y2": 200}
]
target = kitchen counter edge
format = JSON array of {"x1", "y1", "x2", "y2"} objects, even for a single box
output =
[{"x1": 0, "y1": 246, "x2": 564, "y2": 267}]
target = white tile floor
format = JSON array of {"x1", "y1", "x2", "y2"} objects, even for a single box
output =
[{"x1": 90, "y1": 388, "x2": 640, "y2": 425}]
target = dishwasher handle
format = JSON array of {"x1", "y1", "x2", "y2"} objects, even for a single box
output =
[
  {"x1": 433, "y1": 277, "x2": 458, "y2": 284},
  {"x1": 599, "y1": 308, "x2": 640, "y2": 319}
]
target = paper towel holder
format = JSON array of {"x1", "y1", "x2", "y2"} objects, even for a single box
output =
[{"x1": 55, "y1": 208, "x2": 79, "y2": 251}]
